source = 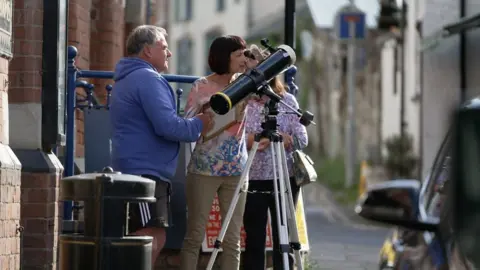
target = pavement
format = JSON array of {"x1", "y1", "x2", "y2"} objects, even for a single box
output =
[{"x1": 302, "y1": 183, "x2": 391, "y2": 270}]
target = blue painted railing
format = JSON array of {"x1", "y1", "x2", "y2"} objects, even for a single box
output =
[
  {"x1": 285, "y1": 65, "x2": 299, "y2": 96},
  {"x1": 65, "y1": 45, "x2": 298, "y2": 221}
]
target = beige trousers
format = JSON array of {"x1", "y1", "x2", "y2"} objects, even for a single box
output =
[{"x1": 179, "y1": 173, "x2": 247, "y2": 270}]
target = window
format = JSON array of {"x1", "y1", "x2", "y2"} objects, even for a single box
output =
[
  {"x1": 425, "y1": 156, "x2": 450, "y2": 218},
  {"x1": 423, "y1": 131, "x2": 452, "y2": 218},
  {"x1": 175, "y1": 37, "x2": 194, "y2": 113},
  {"x1": 216, "y1": 0, "x2": 225, "y2": 12},
  {"x1": 204, "y1": 29, "x2": 222, "y2": 75},
  {"x1": 175, "y1": 0, "x2": 193, "y2": 22}
]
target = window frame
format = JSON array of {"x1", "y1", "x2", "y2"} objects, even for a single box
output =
[
  {"x1": 175, "y1": 0, "x2": 193, "y2": 22},
  {"x1": 419, "y1": 128, "x2": 452, "y2": 220},
  {"x1": 216, "y1": 0, "x2": 225, "y2": 12}
]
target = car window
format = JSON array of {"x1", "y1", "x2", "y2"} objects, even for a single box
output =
[
  {"x1": 423, "y1": 132, "x2": 452, "y2": 218},
  {"x1": 426, "y1": 155, "x2": 451, "y2": 218}
]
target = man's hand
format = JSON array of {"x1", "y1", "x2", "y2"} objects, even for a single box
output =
[
  {"x1": 281, "y1": 133, "x2": 293, "y2": 149},
  {"x1": 196, "y1": 112, "x2": 215, "y2": 136},
  {"x1": 258, "y1": 138, "x2": 271, "y2": 151}
]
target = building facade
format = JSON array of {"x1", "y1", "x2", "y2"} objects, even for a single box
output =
[
  {"x1": 421, "y1": 0, "x2": 462, "y2": 179},
  {"x1": 4, "y1": 0, "x2": 178, "y2": 269},
  {"x1": 379, "y1": 34, "x2": 421, "y2": 159},
  {"x1": 0, "y1": 0, "x2": 19, "y2": 268},
  {"x1": 167, "y1": 0, "x2": 248, "y2": 109}
]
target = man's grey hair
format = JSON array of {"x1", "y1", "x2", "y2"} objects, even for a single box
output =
[{"x1": 126, "y1": 25, "x2": 168, "y2": 56}]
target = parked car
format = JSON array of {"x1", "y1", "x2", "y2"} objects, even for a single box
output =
[{"x1": 358, "y1": 98, "x2": 480, "y2": 270}]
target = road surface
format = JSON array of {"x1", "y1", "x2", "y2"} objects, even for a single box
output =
[{"x1": 303, "y1": 184, "x2": 391, "y2": 270}]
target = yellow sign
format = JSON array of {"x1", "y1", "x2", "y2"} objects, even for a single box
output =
[{"x1": 295, "y1": 189, "x2": 310, "y2": 251}]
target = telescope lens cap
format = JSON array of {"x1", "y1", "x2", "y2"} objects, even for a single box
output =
[{"x1": 209, "y1": 94, "x2": 230, "y2": 115}]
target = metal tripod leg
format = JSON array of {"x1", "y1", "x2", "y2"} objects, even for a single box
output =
[
  {"x1": 271, "y1": 141, "x2": 291, "y2": 270},
  {"x1": 205, "y1": 141, "x2": 260, "y2": 270},
  {"x1": 280, "y1": 144, "x2": 304, "y2": 270}
]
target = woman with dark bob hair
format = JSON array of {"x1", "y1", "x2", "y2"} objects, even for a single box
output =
[{"x1": 180, "y1": 35, "x2": 248, "y2": 270}]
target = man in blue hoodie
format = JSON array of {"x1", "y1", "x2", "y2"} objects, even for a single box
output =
[{"x1": 110, "y1": 25, "x2": 214, "y2": 267}]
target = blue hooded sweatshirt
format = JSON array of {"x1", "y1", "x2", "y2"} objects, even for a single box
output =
[{"x1": 110, "y1": 57, "x2": 203, "y2": 181}]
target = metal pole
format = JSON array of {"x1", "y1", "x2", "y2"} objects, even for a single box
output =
[
  {"x1": 284, "y1": 0, "x2": 296, "y2": 91},
  {"x1": 64, "y1": 46, "x2": 78, "y2": 220},
  {"x1": 405, "y1": 0, "x2": 416, "y2": 145},
  {"x1": 284, "y1": 0, "x2": 296, "y2": 49},
  {"x1": 400, "y1": 0, "x2": 407, "y2": 140},
  {"x1": 330, "y1": 41, "x2": 342, "y2": 158},
  {"x1": 345, "y1": 20, "x2": 357, "y2": 188}
]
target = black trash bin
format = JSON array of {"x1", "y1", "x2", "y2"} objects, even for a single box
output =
[{"x1": 59, "y1": 167, "x2": 156, "y2": 270}]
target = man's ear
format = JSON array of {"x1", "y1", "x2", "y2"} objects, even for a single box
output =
[{"x1": 143, "y1": 45, "x2": 152, "y2": 58}]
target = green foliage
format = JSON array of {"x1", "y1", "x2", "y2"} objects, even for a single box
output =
[
  {"x1": 303, "y1": 255, "x2": 321, "y2": 270},
  {"x1": 298, "y1": 79, "x2": 310, "y2": 108},
  {"x1": 384, "y1": 133, "x2": 418, "y2": 179},
  {"x1": 314, "y1": 156, "x2": 360, "y2": 206}
]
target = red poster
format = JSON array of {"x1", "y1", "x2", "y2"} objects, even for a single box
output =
[{"x1": 202, "y1": 194, "x2": 274, "y2": 252}]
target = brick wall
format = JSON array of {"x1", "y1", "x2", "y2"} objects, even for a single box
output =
[
  {"x1": 19, "y1": 165, "x2": 63, "y2": 270},
  {"x1": 10, "y1": 0, "x2": 64, "y2": 270},
  {"x1": 90, "y1": 0, "x2": 125, "y2": 104},
  {"x1": 9, "y1": 2, "x2": 42, "y2": 105},
  {"x1": 8, "y1": 0, "x2": 67, "y2": 270},
  {"x1": 0, "y1": 58, "x2": 21, "y2": 270},
  {"x1": 68, "y1": 0, "x2": 92, "y2": 158},
  {"x1": 68, "y1": 0, "x2": 125, "y2": 157}
]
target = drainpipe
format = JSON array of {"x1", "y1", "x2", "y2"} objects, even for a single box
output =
[
  {"x1": 400, "y1": 0, "x2": 407, "y2": 141},
  {"x1": 460, "y1": 0, "x2": 466, "y2": 102}
]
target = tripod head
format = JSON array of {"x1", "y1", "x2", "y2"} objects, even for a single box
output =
[
  {"x1": 257, "y1": 83, "x2": 316, "y2": 130},
  {"x1": 260, "y1": 99, "x2": 280, "y2": 135}
]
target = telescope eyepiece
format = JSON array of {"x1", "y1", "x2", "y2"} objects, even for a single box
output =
[{"x1": 261, "y1": 39, "x2": 276, "y2": 54}]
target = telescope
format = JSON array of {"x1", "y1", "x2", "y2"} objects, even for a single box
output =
[
  {"x1": 209, "y1": 40, "x2": 315, "y2": 126},
  {"x1": 209, "y1": 41, "x2": 297, "y2": 115}
]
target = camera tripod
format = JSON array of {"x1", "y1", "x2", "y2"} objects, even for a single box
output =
[{"x1": 206, "y1": 98, "x2": 304, "y2": 270}]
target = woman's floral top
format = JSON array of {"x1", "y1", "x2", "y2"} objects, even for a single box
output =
[
  {"x1": 184, "y1": 77, "x2": 248, "y2": 176},
  {"x1": 244, "y1": 92, "x2": 308, "y2": 180}
]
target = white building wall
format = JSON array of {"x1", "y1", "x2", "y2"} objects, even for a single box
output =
[
  {"x1": 167, "y1": 0, "x2": 248, "y2": 77},
  {"x1": 380, "y1": 39, "x2": 401, "y2": 156},
  {"x1": 465, "y1": 1, "x2": 480, "y2": 100},
  {"x1": 408, "y1": 30, "x2": 422, "y2": 156},
  {"x1": 421, "y1": 0, "x2": 461, "y2": 179},
  {"x1": 249, "y1": 0, "x2": 284, "y2": 26},
  {"x1": 380, "y1": 38, "x2": 421, "y2": 156}
]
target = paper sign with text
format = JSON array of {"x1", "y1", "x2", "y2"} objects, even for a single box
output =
[{"x1": 201, "y1": 189, "x2": 309, "y2": 252}]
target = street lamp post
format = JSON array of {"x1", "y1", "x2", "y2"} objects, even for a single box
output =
[{"x1": 284, "y1": 0, "x2": 296, "y2": 49}]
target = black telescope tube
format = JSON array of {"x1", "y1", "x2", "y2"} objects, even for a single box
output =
[
  {"x1": 209, "y1": 74, "x2": 256, "y2": 115},
  {"x1": 258, "y1": 49, "x2": 292, "y2": 80},
  {"x1": 209, "y1": 47, "x2": 295, "y2": 115}
]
